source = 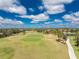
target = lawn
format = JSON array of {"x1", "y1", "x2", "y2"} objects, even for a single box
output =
[
  {"x1": 68, "y1": 36, "x2": 79, "y2": 59},
  {"x1": 0, "y1": 32, "x2": 69, "y2": 59}
]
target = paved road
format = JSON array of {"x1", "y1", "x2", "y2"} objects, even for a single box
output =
[{"x1": 66, "y1": 39, "x2": 77, "y2": 59}]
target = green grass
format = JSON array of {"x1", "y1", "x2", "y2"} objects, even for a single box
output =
[
  {"x1": 68, "y1": 36, "x2": 79, "y2": 59},
  {"x1": 22, "y1": 33, "x2": 45, "y2": 46},
  {"x1": 23, "y1": 33, "x2": 43, "y2": 42},
  {"x1": 0, "y1": 32, "x2": 69, "y2": 59},
  {"x1": 0, "y1": 47, "x2": 14, "y2": 59}
]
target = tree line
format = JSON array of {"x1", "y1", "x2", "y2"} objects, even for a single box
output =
[
  {"x1": 0, "y1": 28, "x2": 26, "y2": 38},
  {"x1": 0, "y1": 28, "x2": 79, "y2": 47}
]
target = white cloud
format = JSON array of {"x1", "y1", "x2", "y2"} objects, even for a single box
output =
[
  {"x1": 63, "y1": 14, "x2": 75, "y2": 21},
  {"x1": 31, "y1": 21, "x2": 39, "y2": 23},
  {"x1": 74, "y1": 11, "x2": 79, "y2": 17},
  {"x1": 0, "y1": 16, "x2": 24, "y2": 25},
  {"x1": 42, "y1": 0, "x2": 73, "y2": 14},
  {"x1": 44, "y1": 19, "x2": 62, "y2": 25},
  {"x1": 72, "y1": 21, "x2": 79, "y2": 24},
  {"x1": 46, "y1": 4, "x2": 65, "y2": 14},
  {"x1": 43, "y1": 0, "x2": 73, "y2": 5},
  {"x1": 54, "y1": 19, "x2": 62, "y2": 22},
  {"x1": 0, "y1": 16, "x2": 4, "y2": 19},
  {"x1": 20, "y1": 13, "x2": 49, "y2": 22},
  {"x1": 0, "y1": 0, "x2": 26, "y2": 15},
  {"x1": 44, "y1": 22, "x2": 54, "y2": 24},
  {"x1": 38, "y1": 6, "x2": 44, "y2": 10},
  {"x1": 63, "y1": 14, "x2": 79, "y2": 21},
  {"x1": 0, "y1": 0, "x2": 16, "y2": 7},
  {"x1": 63, "y1": 11, "x2": 79, "y2": 24},
  {"x1": 16, "y1": 21, "x2": 24, "y2": 24},
  {"x1": 8, "y1": 6, "x2": 26, "y2": 15}
]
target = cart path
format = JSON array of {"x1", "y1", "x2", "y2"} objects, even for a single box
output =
[{"x1": 66, "y1": 39, "x2": 77, "y2": 59}]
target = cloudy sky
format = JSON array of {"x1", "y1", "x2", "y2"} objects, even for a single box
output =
[{"x1": 0, "y1": 0, "x2": 79, "y2": 28}]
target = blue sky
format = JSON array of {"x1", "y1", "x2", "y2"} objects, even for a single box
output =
[{"x1": 0, "y1": 0, "x2": 79, "y2": 28}]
